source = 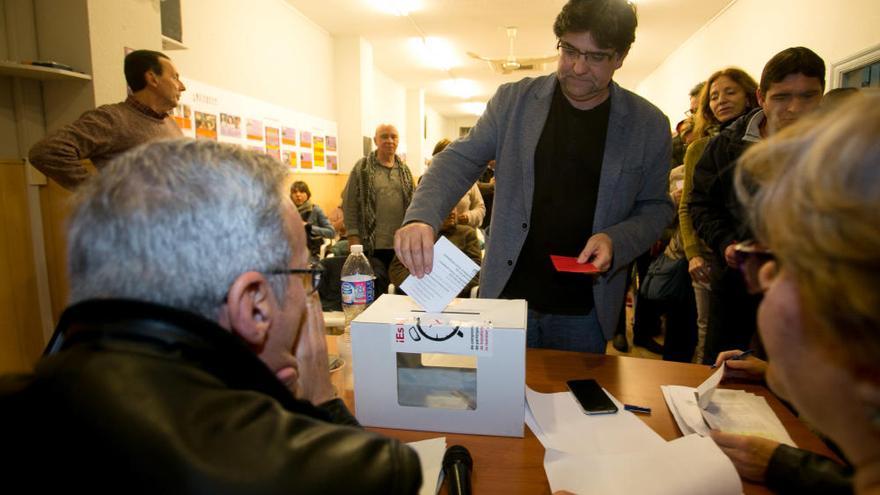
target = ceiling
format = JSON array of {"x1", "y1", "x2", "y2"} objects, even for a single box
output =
[{"x1": 285, "y1": 0, "x2": 733, "y2": 118}]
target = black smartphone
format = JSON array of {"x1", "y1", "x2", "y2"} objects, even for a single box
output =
[{"x1": 566, "y1": 378, "x2": 618, "y2": 415}]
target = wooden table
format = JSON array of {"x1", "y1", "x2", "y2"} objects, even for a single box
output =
[{"x1": 340, "y1": 348, "x2": 837, "y2": 495}]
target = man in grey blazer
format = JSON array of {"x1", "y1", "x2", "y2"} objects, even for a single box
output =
[{"x1": 395, "y1": 0, "x2": 674, "y2": 353}]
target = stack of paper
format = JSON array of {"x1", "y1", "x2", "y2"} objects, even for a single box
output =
[
  {"x1": 526, "y1": 387, "x2": 742, "y2": 494},
  {"x1": 662, "y1": 365, "x2": 796, "y2": 446}
]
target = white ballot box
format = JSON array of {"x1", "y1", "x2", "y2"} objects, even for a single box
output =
[{"x1": 351, "y1": 294, "x2": 527, "y2": 437}]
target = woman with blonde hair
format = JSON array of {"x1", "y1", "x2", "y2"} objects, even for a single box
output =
[
  {"x1": 678, "y1": 67, "x2": 759, "y2": 363},
  {"x1": 711, "y1": 92, "x2": 880, "y2": 494}
]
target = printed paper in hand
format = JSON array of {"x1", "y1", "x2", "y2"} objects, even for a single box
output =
[{"x1": 400, "y1": 236, "x2": 480, "y2": 313}]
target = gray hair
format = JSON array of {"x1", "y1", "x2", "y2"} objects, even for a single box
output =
[{"x1": 67, "y1": 139, "x2": 293, "y2": 321}]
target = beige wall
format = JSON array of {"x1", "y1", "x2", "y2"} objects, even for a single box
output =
[
  {"x1": 636, "y1": 0, "x2": 880, "y2": 126},
  {"x1": 172, "y1": 0, "x2": 335, "y2": 122}
]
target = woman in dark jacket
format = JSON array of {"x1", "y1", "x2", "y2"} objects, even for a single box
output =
[{"x1": 291, "y1": 181, "x2": 335, "y2": 257}]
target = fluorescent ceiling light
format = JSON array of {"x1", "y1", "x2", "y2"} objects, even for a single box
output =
[
  {"x1": 367, "y1": 0, "x2": 420, "y2": 16},
  {"x1": 440, "y1": 79, "x2": 479, "y2": 99},
  {"x1": 460, "y1": 102, "x2": 487, "y2": 116},
  {"x1": 408, "y1": 37, "x2": 458, "y2": 70}
]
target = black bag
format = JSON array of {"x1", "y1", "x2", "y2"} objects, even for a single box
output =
[{"x1": 639, "y1": 254, "x2": 690, "y2": 302}]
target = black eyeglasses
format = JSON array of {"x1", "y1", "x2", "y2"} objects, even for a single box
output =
[
  {"x1": 556, "y1": 41, "x2": 615, "y2": 65},
  {"x1": 733, "y1": 241, "x2": 774, "y2": 294},
  {"x1": 268, "y1": 263, "x2": 324, "y2": 294}
]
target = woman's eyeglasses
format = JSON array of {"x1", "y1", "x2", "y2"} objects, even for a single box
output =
[
  {"x1": 733, "y1": 241, "x2": 774, "y2": 294},
  {"x1": 268, "y1": 263, "x2": 324, "y2": 295}
]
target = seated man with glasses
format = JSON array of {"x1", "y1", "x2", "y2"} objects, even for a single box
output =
[
  {"x1": 0, "y1": 140, "x2": 422, "y2": 493},
  {"x1": 397, "y1": 0, "x2": 673, "y2": 354}
]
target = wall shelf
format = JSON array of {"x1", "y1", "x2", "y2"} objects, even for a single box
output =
[
  {"x1": 0, "y1": 61, "x2": 91, "y2": 81},
  {"x1": 161, "y1": 35, "x2": 188, "y2": 51}
]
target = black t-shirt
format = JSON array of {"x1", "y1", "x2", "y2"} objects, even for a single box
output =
[{"x1": 501, "y1": 83, "x2": 610, "y2": 314}]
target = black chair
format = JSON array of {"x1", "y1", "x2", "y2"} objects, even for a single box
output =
[{"x1": 318, "y1": 256, "x2": 389, "y2": 312}]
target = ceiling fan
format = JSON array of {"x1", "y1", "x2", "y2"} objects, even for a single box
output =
[{"x1": 467, "y1": 26, "x2": 558, "y2": 75}]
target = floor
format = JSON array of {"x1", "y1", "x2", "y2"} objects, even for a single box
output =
[{"x1": 604, "y1": 291, "x2": 665, "y2": 360}]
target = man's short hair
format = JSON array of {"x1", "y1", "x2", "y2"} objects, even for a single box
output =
[
  {"x1": 689, "y1": 81, "x2": 706, "y2": 98},
  {"x1": 553, "y1": 0, "x2": 638, "y2": 55},
  {"x1": 124, "y1": 50, "x2": 169, "y2": 92},
  {"x1": 67, "y1": 140, "x2": 293, "y2": 321},
  {"x1": 760, "y1": 47, "x2": 826, "y2": 94}
]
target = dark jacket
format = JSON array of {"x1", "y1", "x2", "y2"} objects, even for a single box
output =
[
  {"x1": 688, "y1": 107, "x2": 762, "y2": 260},
  {"x1": 767, "y1": 444, "x2": 853, "y2": 495},
  {"x1": 0, "y1": 299, "x2": 421, "y2": 494}
]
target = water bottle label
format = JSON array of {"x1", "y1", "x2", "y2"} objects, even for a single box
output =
[{"x1": 341, "y1": 279, "x2": 374, "y2": 305}]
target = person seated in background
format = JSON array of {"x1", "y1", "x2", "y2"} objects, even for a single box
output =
[
  {"x1": 290, "y1": 180, "x2": 335, "y2": 258},
  {"x1": 430, "y1": 138, "x2": 485, "y2": 229},
  {"x1": 0, "y1": 140, "x2": 421, "y2": 493},
  {"x1": 711, "y1": 91, "x2": 880, "y2": 494},
  {"x1": 389, "y1": 209, "x2": 482, "y2": 297}
]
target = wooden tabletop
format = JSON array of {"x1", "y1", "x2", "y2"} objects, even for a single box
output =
[{"x1": 342, "y1": 348, "x2": 837, "y2": 495}]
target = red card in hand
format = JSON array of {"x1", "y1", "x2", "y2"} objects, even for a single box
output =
[{"x1": 550, "y1": 255, "x2": 599, "y2": 274}]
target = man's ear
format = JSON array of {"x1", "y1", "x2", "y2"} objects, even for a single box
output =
[
  {"x1": 144, "y1": 69, "x2": 159, "y2": 88},
  {"x1": 223, "y1": 272, "x2": 276, "y2": 348},
  {"x1": 756, "y1": 88, "x2": 766, "y2": 108}
]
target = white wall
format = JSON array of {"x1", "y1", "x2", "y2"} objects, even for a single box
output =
[
  {"x1": 424, "y1": 105, "x2": 447, "y2": 161},
  {"x1": 636, "y1": 0, "x2": 880, "y2": 126},
  {"x1": 172, "y1": 0, "x2": 335, "y2": 122},
  {"x1": 445, "y1": 116, "x2": 479, "y2": 142},
  {"x1": 370, "y1": 68, "x2": 407, "y2": 153}
]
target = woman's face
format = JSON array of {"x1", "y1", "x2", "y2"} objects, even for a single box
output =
[
  {"x1": 757, "y1": 262, "x2": 862, "y2": 444},
  {"x1": 709, "y1": 75, "x2": 749, "y2": 124},
  {"x1": 291, "y1": 189, "x2": 308, "y2": 206}
]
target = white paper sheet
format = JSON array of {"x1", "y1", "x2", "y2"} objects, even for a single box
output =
[
  {"x1": 407, "y1": 436, "x2": 447, "y2": 495},
  {"x1": 544, "y1": 434, "x2": 743, "y2": 495},
  {"x1": 663, "y1": 385, "x2": 711, "y2": 436},
  {"x1": 663, "y1": 380, "x2": 796, "y2": 446},
  {"x1": 525, "y1": 387, "x2": 664, "y2": 456},
  {"x1": 696, "y1": 364, "x2": 725, "y2": 409},
  {"x1": 400, "y1": 236, "x2": 480, "y2": 313}
]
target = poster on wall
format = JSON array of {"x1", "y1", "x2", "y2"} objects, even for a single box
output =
[
  {"x1": 220, "y1": 113, "x2": 242, "y2": 138},
  {"x1": 265, "y1": 126, "x2": 281, "y2": 161},
  {"x1": 282, "y1": 127, "x2": 297, "y2": 146},
  {"x1": 172, "y1": 105, "x2": 192, "y2": 130},
  {"x1": 247, "y1": 119, "x2": 264, "y2": 142},
  {"x1": 300, "y1": 151, "x2": 313, "y2": 169},
  {"x1": 314, "y1": 136, "x2": 325, "y2": 169},
  {"x1": 195, "y1": 112, "x2": 217, "y2": 140},
  {"x1": 173, "y1": 77, "x2": 339, "y2": 173}
]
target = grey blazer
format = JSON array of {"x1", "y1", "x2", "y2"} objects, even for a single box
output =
[{"x1": 405, "y1": 75, "x2": 674, "y2": 339}]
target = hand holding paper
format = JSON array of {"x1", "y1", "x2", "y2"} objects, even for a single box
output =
[{"x1": 400, "y1": 236, "x2": 480, "y2": 313}]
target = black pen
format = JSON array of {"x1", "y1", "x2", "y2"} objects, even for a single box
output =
[
  {"x1": 623, "y1": 404, "x2": 651, "y2": 414},
  {"x1": 711, "y1": 349, "x2": 754, "y2": 369}
]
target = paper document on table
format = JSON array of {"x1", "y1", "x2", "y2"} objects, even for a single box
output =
[
  {"x1": 407, "y1": 436, "x2": 446, "y2": 495},
  {"x1": 696, "y1": 364, "x2": 725, "y2": 409},
  {"x1": 525, "y1": 387, "x2": 663, "y2": 456},
  {"x1": 525, "y1": 398, "x2": 551, "y2": 450},
  {"x1": 662, "y1": 370, "x2": 796, "y2": 446},
  {"x1": 701, "y1": 389, "x2": 796, "y2": 446},
  {"x1": 400, "y1": 236, "x2": 480, "y2": 313},
  {"x1": 662, "y1": 385, "x2": 710, "y2": 436},
  {"x1": 544, "y1": 434, "x2": 742, "y2": 495}
]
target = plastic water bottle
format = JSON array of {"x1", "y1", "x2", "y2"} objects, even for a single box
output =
[{"x1": 339, "y1": 244, "x2": 375, "y2": 391}]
